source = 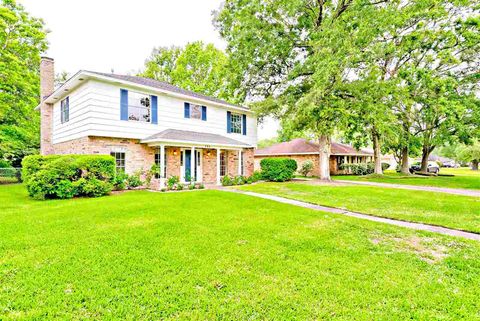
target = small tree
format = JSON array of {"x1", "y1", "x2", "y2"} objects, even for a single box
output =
[
  {"x1": 299, "y1": 161, "x2": 313, "y2": 177},
  {"x1": 458, "y1": 143, "x2": 480, "y2": 170}
]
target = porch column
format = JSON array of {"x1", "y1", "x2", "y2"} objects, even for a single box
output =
[
  {"x1": 191, "y1": 146, "x2": 195, "y2": 182},
  {"x1": 160, "y1": 145, "x2": 165, "y2": 188},
  {"x1": 238, "y1": 149, "x2": 242, "y2": 176},
  {"x1": 216, "y1": 148, "x2": 221, "y2": 185}
]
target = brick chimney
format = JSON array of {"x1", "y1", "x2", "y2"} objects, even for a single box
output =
[{"x1": 40, "y1": 56, "x2": 55, "y2": 155}]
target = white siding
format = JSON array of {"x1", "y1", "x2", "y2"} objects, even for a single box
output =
[{"x1": 52, "y1": 79, "x2": 257, "y2": 146}]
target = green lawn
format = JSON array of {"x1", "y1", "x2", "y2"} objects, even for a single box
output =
[
  {"x1": 1, "y1": 184, "x2": 480, "y2": 320},
  {"x1": 333, "y1": 167, "x2": 480, "y2": 190},
  {"x1": 237, "y1": 182, "x2": 480, "y2": 233}
]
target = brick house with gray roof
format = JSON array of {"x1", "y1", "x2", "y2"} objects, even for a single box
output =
[
  {"x1": 254, "y1": 138, "x2": 373, "y2": 175},
  {"x1": 38, "y1": 57, "x2": 257, "y2": 188}
]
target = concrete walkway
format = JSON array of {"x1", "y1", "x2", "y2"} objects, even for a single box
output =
[
  {"x1": 335, "y1": 180, "x2": 480, "y2": 197},
  {"x1": 224, "y1": 189, "x2": 480, "y2": 241}
]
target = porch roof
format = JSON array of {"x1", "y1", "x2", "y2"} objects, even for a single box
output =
[{"x1": 141, "y1": 129, "x2": 251, "y2": 148}]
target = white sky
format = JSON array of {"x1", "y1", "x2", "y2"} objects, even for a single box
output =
[{"x1": 18, "y1": 0, "x2": 279, "y2": 139}]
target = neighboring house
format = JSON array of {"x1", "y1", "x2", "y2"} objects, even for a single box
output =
[
  {"x1": 254, "y1": 138, "x2": 373, "y2": 175},
  {"x1": 38, "y1": 57, "x2": 257, "y2": 187}
]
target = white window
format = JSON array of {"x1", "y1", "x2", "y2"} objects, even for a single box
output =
[
  {"x1": 60, "y1": 97, "x2": 69, "y2": 123},
  {"x1": 230, "y1": 113, "x2": 242, "y2": 134},
  {"x1": 110, "y1": 152, "x2": 125, "y2": 173},
  {"x1": 190, "y1": 104, "x2": 202, "y2": 119},
  {"x1": 220, "y1": 152, "x2": 227, "y2": 176},
  {"x1": 128, "y1": 91, "x2": 150, "y2": 122}
]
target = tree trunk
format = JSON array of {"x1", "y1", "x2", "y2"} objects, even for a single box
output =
[
  {"x1": 420, "y1": 145, "x2": 435, "y2": 173},
  {"x1": 372, "y1": 131, "x2": 382, "y2": 175},
  {"x1": 400, "y1": 146, "x2": 410, "y2": 175},
  {"x1": 472, "y1": 160, "x2": 479, "y2": 171},
  {"x1": 318, "y1": 134, "x2": 331, "y2": 180}
]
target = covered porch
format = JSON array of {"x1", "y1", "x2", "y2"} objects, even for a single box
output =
[{"x1": 142, "y1": 129, "x2": 253, "y2": 188}]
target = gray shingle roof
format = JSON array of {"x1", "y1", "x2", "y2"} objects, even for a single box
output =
[
  {"x1": 87, "y1": 71, "x2": 247, "y2": 110},
  {"x1": 142, "y1": 129, "x2": 250, "y2": 147}
]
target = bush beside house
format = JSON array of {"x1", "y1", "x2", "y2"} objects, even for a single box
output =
[
  {"x1": 340, "y1": 162, "x2": 390, "y2": 175},
  {"x1": 260, "y1": 158, "x2": 297, "y2": 182},
  {"x1": 22, "y1": 155, "x2": 116, "y2": 200}
]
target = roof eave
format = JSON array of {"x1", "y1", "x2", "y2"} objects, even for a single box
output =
[
  {"x1": 44, "y1": 71, "x2": 253, "y2": 113},
  {"x1": 141, "y1": 137, "x2": 251, "y2": 149}
]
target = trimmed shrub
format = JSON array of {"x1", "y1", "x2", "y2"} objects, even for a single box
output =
[
  {"x1": 22, "y1": 154, "x2": 115, "y2": 200},
  {"x1": 167, "y1": 176, "x2": 179, "y2": 190},
  {"x1": 260, "y1": 158, "x2": 297, "y2": 182},
  {"x1": 251, "y1": 170, "x2": 263, "y2": 182},
  {"x1": 126, "y1": 171, "x2": 143, "y2": 189},
  {"x1": 299, "y1": 160, "x2": 314, "y2": 177},
  {"x1": 340, "y1": 162, "x2": 378, "y2": 175},
  {"x1": 221, "y1": 175, "x2": 233, "y2": 186},
  {"x1": 74, "y1": 177, "x2": 112, "y2": 197},
  {"x1": 112, "y1": 173, "x2": 128, "y2": 191}
]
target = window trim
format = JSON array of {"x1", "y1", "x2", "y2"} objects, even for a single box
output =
[
  {"x1": 184, "y1": 102, "x2": 207, "y2": 121},
  {"x1": 126, "y1": 90, "x2": 152, "y2": 123},
  {"x1": 110, "y1": 152, "x2": 126, "y2": 173},
  {"x1": 220, "y1": 152, "x2": 227, "y2": 177},
  {"x1": 230, "y1": 112, "x2": 242, "y2": 134},
  {"x1": 60, "y1": 96, "x2": 69, "y2": 123}
]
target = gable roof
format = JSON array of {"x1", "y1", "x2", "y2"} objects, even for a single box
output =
[
  {"x1": 142, "y1": 129, "x2": 251, "y2": 147},
  {"x1": 255, "y1": 138, "x2": 373, "y2": 156}
]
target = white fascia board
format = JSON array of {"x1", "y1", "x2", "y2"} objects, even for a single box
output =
[
  {"x1": 254, "y1": 152, "x2": 373, "y2": 156},
  {"x1": 45, "y1": 71, "x2": 253, "y2": 114},
  {"x1": 143, "y1": 138, "x2": 251, "y2": 149}
]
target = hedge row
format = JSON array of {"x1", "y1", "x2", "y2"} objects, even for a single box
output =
[
  {"x1": 260, "y1": 158, "x2": 298, "y2": 182},
  {"x1": 340, "y1": 162, "x2": 390, "y2": 175},
  {"x1": 22, "y1": 155, "x2": 116, "y2": 200}
]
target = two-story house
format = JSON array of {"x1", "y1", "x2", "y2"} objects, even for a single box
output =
[{"x1": 38, "y1": 57, "x2": 257, "y2": 188}]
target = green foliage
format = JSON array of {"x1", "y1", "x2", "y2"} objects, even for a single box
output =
[
  {"x1": 141, "y1": 41, "x2": 244, "y2": 104},
  {"x1": 167, "y1": 176, "x2": 180, "y2": 190},
  {"x1": 188, "y1": 183, "x2": 195, "y2": 190},
  {"x1": 221, "y1": 175, "x2": 233, "y2": 186},
  {"x1": 0, "y1": 0, "x2": 48, "y2": 166},
  {"x1": 112, "y1": 173, "x2": 128, "y2": 191},
  {"x1": 55, "y1": 180, "x2": 77, "y2": 199},
  {"x1": 74, "y1": 177, "x2": 112, "y2": 198},
  {"x1": 260, "y1": 158, "x2": 297, "y2": 182},
  {"x1": 251, "y1": 171, "x2": 263, "y2": 182},
  {"x1": 233, "y1": 175, "x2": 246, "y2": 185},
  {"x1": 126, "y1": 172, "x2": 143, "y2": 189},
  {"x1": 299, "y1": 161, "x2": 313, "y2": 177},
  {"x1": 340, "y1": 163, "x2": 375, "y2": 176},
  {"x1": 21, "y1": 154, "x2": 115, "y2": 199},
  {"x1": 198, "y1": 184, "x2": 205, "y2": 189},
  {"x1": 0, "y1": 159, "x2": 10, "y2": 168}
]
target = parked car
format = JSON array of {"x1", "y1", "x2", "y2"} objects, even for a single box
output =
[
  {"x1": 442, "y1": 160, "x2": 459, "y2": 168},
  {"x1": 409, "y1": 161, "x2": 440, "y2": 174}
]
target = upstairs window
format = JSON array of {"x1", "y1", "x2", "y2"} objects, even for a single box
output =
[
  {"x1": 230, "y1": 113, "x2": 242, "y2": 134},
  {"x1": 184, "y1": 102, "x2": 207, "y2": 121},
  {"x1": 128, "y1": 91, "x2": 151, "y2": 122},
  {"x1": 60, "y1": 97, "x2": 69, "y2": 123},
  {"x1": 110, "y1": 152, "x2": 125, "y2": 173}
]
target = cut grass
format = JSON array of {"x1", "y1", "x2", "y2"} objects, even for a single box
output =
[
  {"x1": 237, "y1": 182, "x2": 480, "y2": 233},
  {"x1": 334, "y1": 167, "x2": 480, "y2": 190},
  {"x1": 1, "y1": 184, "x2": 480, "y2": 320}
]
